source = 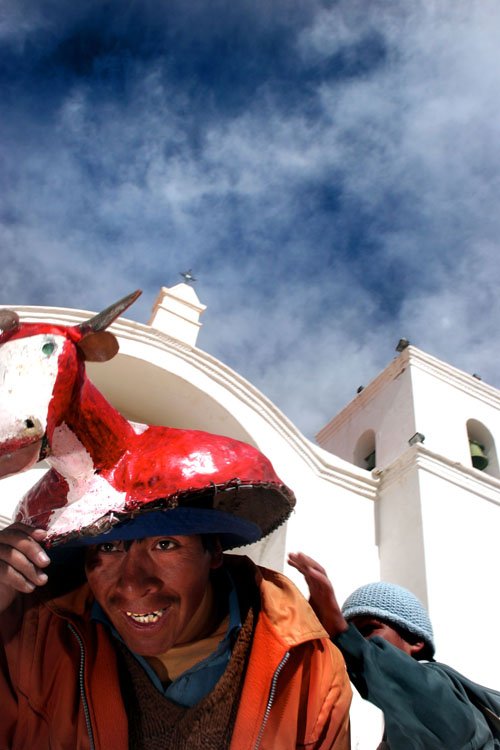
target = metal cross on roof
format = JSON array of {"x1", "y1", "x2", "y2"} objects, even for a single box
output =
[{"x1": 180, "y1": 269, "x2": 197, "y2": 284}]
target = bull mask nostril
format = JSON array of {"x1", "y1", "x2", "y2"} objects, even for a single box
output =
[{"x1": 25, "y1": 419, "x2": 35, "y2": 430}]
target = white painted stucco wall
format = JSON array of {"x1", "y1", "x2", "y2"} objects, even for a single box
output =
[
  {"x1": 317, "y1": 344, "x2": 500, "y2": 693},
  {"x1": 316, "y1": 355, "x2": 418, "y2": 470},
  {"x1": 417, "y1": 457, "x2": 500, "y2": 687}
]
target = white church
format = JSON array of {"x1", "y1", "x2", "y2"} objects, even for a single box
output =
[{"x1": 2, "y1": 283, "x2": 499, "y2": 748}]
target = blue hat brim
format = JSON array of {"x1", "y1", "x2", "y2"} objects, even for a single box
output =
[{"x1": 47, "y1": 507, "x2": 262, "y2": 563}]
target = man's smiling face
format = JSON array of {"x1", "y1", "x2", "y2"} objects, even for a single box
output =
[{"x1": 85, "y1": 534, "x2": 222, "y2": 656}]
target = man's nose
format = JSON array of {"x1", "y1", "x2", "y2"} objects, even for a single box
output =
[{"x1": 114, "y1": 546, "x2": 162, "y2": 599}]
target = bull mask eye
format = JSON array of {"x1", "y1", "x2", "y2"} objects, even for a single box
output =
[{"x1": 42, "y1": 340, "x2": 56, "y2": 357}]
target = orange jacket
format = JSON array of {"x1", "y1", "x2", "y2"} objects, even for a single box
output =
[{"x1": 0, "y1": 556, "x2": 351, "y2": 750}]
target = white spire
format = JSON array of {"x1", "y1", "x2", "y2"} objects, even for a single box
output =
[{"x1": 148, "y1": 283, "x2": 207, "y2": 346}]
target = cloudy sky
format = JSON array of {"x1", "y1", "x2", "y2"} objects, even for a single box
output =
[{"x1": 1, "y1": 0, "x2": 499, "y2": 437}]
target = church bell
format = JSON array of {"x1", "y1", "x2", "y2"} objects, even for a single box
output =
[{"x1": 469, "y1": 440, "x2": 489, "y2": 470}]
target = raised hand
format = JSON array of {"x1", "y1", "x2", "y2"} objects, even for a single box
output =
[
  {"x1": 288, "y1": 552, "x2": 348, "y2": 638},
  {"x1": 0, "y1": 523, "x2": 50, "y2": 612}
]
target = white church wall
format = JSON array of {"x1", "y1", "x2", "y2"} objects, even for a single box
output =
[
  {"x1": 285, "y1": 473, "x2": 379, "y2": 605},
  {"x1": 374, "y1": 443, "x2": 500, "y2": 686},
  {"x1": 316, "y1": 354, "x2": 418, "y2": 471},
  {"x1": 417, "y1": 458, "x2": 500, "y2": 687},
  {"x1": 348, "y1": 695, "x2": 384, "y2": 750},
  {"x1": 409, "y1": 351, "x2": 500, "y2": 475},
  {"x1": 375, "y1": 450, "x2": 428, "y2": 603}
]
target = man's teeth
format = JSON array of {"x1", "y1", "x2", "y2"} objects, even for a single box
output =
[{"x1": 126, "y1": 609, "x2": 165, "y2": 624}]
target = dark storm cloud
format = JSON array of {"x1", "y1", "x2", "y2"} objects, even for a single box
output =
[{"x1": 1, "y1": 0, "x2": 499, "y2": 435}]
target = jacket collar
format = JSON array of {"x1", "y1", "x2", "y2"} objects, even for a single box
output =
[{"x1": 224, "y1": 554, "x2": 329, "y2": 648}]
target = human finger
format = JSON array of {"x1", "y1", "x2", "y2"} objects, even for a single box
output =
[
  {"x1": 0, "y1": 524, "x2": 50, "y2": 589},
  {"x1": 288, "y1": 552, "x2": 328, "y2": 578},
  {"x1": 0, "y1": 523, "x2": 49, "y2": 564}
]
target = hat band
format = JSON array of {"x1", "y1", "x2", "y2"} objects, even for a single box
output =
[{"x1": 48, "y1": 507, "x2": 262, "y2": 555}]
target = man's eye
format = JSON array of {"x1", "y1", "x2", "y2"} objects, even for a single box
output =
[
  {"x1": 97, "y1": 541, "x2": 122, "y2": 553},
  {"x1": 155, "y1": 539, "x2": 177, "y2": 551},
  {"x1": 359, "y1": 625, "x2": 376, "y2": 637}
]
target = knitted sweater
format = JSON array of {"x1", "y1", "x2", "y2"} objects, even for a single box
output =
[{"x1": 116, "y1": 609, "x2": 254, "y2": 749}]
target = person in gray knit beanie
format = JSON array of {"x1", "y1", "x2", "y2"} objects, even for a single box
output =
[
  {"x1": 341, "y1": 581, "x2": 435, "y2": 660},
  {"x1": 289, "y1": 552, "x2": 500, "y2": 750}
]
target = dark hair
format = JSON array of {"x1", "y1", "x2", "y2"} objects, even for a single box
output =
[{"x1": 200, "y1": 534, "x2": 221, "y2": 554}]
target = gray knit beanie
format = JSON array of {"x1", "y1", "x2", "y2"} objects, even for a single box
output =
[{"x1": 342, "y1": 581, "x2": 435, "y2": 656}]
